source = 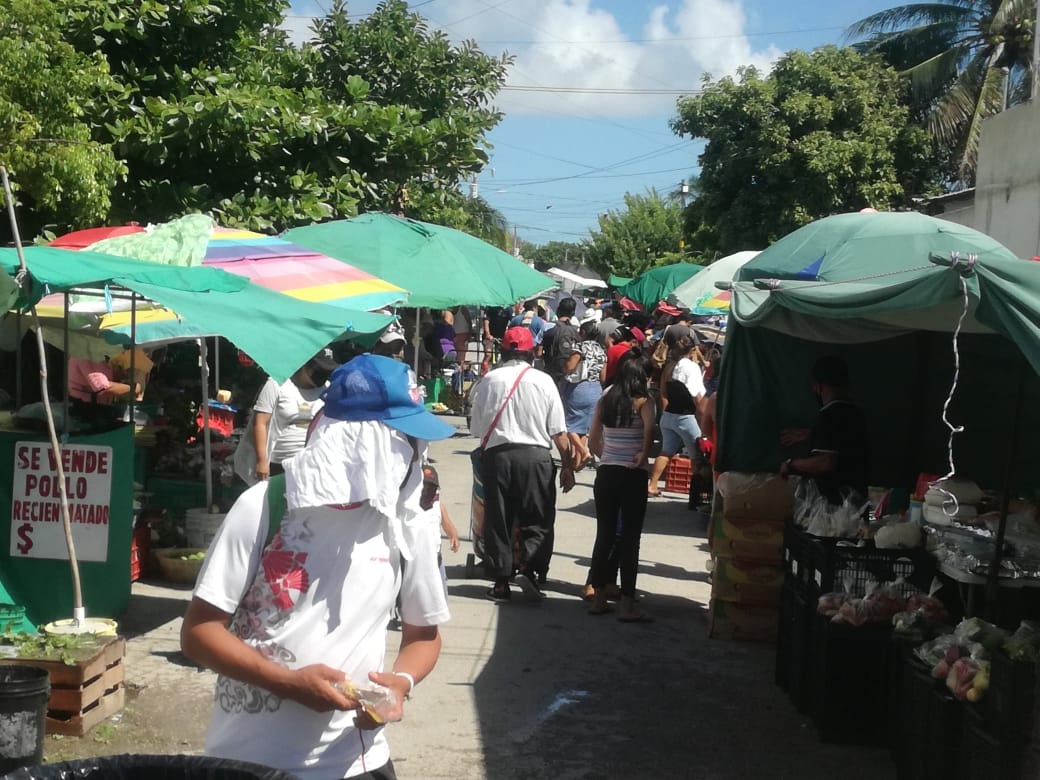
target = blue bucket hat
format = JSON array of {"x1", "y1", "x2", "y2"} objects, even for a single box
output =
[{"x1": 322, "y1": 354, "x2": 456, "y2": 441}]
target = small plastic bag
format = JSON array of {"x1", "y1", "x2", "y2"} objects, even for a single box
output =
[
  {"x1": 1004, "y1": 620, "x2": 1040, "y2": 662},
  {"x1": 335, "y1": 678, "x2": 401, "y2": 724}
]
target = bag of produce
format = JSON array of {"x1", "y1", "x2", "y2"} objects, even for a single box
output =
[{"x1": 1003, "y1": 620, "x2": 1040, "y2": 662}]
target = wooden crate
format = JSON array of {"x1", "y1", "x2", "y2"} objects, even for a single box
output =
[{"x1": 0, "y1": 636, "x2": 126, "y2": 736}]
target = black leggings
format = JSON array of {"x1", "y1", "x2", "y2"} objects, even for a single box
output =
[{"x1": 590, "y1": 465, "x2": 649, "y2": 598}]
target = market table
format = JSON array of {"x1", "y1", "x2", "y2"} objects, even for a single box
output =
[{"x1": 938, "y1": 562, "x2": 1040, "y2": 621}]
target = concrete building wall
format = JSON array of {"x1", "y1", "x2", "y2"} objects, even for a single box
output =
[{"x1": 974, "y1": 101, "x2": 1040, "y2": 259}]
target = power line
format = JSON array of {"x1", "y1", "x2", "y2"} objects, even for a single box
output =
[
  {"x1": 464, "y1": 26, "x2": 848, "y2": 45},
  {"x1": 503, "y1": 85, "x2": 699, "y2": 95}
]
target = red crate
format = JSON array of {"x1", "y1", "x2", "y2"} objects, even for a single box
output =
[
  {"x1": 130, "y1": 524, "x2": 150, "y2": 582},
  {"x1": 664, "y1": 456, "x2": 693, "y2": 494}
]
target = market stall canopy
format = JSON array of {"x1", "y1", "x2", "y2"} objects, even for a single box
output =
[
  {"x1": 607, "y1": 274, "x2": 633, "y2": 288},
  {"x1": 545, "y1": 267, "x2": 607, "y2": 290},
  {"x1": 53, "y1": 216, "x2": 408, "y2": 312},
  {"x1": 2, "y1": 246, "x2": 391, "y2": 382},
  {"x1": 283, "y1": 212, "x2": 556, "y2": 309},
  {"x1": 668, "y1": 250, "x2": 760, "y2": 314},
  {"x1": 616, "y1": 263, "x2": 702, "y2": 309},
  {"x1": 715, "y1": 210, "x2": 1040, "y2": 493}
]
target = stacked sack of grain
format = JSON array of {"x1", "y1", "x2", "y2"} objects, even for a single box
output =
[{"x1": 708, "y1": 472, "x2": 794, "y2": 641}]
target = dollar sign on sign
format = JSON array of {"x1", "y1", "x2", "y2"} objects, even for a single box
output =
[{"x1": 16, "y1": 523, "x2": 33, "y2": 555}]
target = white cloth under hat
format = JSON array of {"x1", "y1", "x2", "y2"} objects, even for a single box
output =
[{"x1": 282, "y1": 416, "x2": 427, "y2": 559}]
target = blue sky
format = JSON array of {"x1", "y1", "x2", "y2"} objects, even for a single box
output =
[{"x1": 286, "y1": 0, "x2": 905, "y2": 249}]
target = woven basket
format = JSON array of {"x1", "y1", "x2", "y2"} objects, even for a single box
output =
[{"x1": 154, "y1": 548, "x2": 207, "y2": 585}]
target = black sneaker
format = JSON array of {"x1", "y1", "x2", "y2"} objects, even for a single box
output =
[
  {"x1": 515, "y1": 571, "x2": 545, "y2": 602},
  {"x1": 485, "y1": 584, "x2": 511, "y2": 603}
]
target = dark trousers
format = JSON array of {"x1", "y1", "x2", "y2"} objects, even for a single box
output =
[
  {"x1": 481, "y1": 445, "x2": 556, "y2": 580},
  {"x1": 349, "y1": 759, "x2": 397, "y2": 780},
  {"x1": 590, "y1": 465, "x2": 649, "y2": 598}
]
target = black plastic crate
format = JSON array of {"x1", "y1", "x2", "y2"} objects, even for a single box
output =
[
  {"x1": 811, "y1": 615, "x2": 895, "y2": 744},
  {"x1": 809, "y1": 541, "x2": 936, "y2": 600},
  {"x1": 783, "y1": 523, "x2": 819, "y2": 593},
  {"x1": 776, "y1": 583, "x2": 815, "y2": 712},
  {"x1": 927, "y1": 687, "x2": 962, "y2": 780},
  {"x1": 959, "y1": 703, "x2": 1024, "y2": 780},
  {"x1": 983, "y1": 649, "x2": 1036, "y2": 743},
  {"x1": 893, "y1": 653, "x2": 936, "y2": 779}
]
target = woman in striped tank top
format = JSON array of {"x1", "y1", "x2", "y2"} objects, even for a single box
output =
[{"x1": 586, "y1": 352, "x2": 656, "y2": 622}]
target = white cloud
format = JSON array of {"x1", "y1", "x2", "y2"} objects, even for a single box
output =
[{"x1": 283, "y1": 0, "x2": 781, "y2": 117}]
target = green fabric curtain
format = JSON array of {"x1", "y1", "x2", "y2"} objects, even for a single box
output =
[{"x1": 284, "y1": 213, "x2": 555, "y2": 309}]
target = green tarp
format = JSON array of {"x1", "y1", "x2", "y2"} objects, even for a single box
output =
[
  {"x1": 616, "y1": 263, "x2": 702, "y2": 309},
  {"x1": 284, "y1": 212, "x2": 555, "y2": 309},
  {"x1": 716, "y1": 211, "x2": 1040, "y2": 494},
  {"x1": 2, "y1": 246, "x2": 391, "y2": 382},
  {"x1": 608, "y1": 274, "x2": 633, "y2": 288}
]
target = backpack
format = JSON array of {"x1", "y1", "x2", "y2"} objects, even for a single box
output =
[{"x1": 545, "y1": 320, "x2": 579, "y2": 380}]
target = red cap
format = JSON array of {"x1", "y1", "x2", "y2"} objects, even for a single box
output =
[{"x1": 502, "y1": 326, "x2": 535, "y2": 352}]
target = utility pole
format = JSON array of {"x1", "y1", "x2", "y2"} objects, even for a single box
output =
[
  {"x1": 512, "y1": 224, "x2": 519, "y2": 257},
  {"x1": 1033, "y1": 0, "x2": 1040, "y2": 100},
  {"x1": 678, "y1": 180, "x2": 690, "y2": 254}
]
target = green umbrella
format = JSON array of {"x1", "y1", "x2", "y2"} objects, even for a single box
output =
[
  {"x1": 284, "y1": 212, "x2": 555, "y2": 308},
  {"x1": 607, "y1": 273, "x2": 633, "y2": 288},
  {"x1": 617, "y1": 263, "x2": 703, "y2": 309},
  {"x1": 4, "y1": 246, "x2": 391, "y2": 382}
]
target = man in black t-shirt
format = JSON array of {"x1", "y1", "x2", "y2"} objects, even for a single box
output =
[
  {"x1": 780, "y1": 356, "x2": 868, "y2": 505},
  {"x1": 543, "y1": 296, "x2": 579, "y2": 384}
]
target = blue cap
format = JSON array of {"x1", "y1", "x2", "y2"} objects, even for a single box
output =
[{"x1": 322, "y1": 354, "x2": 456, "y2": 441}]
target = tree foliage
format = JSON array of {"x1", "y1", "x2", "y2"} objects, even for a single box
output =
[
  {"x1": 2, "y1": 0, "x2": 508, "y2": 238},
  {"x1": 847, "y1": 0, "x2": 1035, "y2": 184},
  {"x1": 673, "y1": 46, "x2": 943, "y2": 255},
  {"x1": 0, "y1": 0, "x2": 124, "y2": 240},
  {"x1": 580, "y1": 189, "x2": 685, "y2": 279}
]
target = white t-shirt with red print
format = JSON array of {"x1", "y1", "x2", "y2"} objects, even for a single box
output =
[{"x1": 194, "y1": 477, "x2": 450, "y2": 779}]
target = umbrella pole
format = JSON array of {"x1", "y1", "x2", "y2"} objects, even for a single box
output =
[
  {"x1": 199, "y1": 338, "x2": 213, "y2": 510},
  {"x1": 63, "y1": 292, "x2": 70, "y2": 435},
  {"x1": 985, "y1": 360, "x2": 1028, "y2": 619},
  {"x1": 2, "y1": 165, "x2": 85, "y2": 621},
  {"x1": 414, "y1": 308, "x2": 421, "y2": 375},
  {"x1": 15, "y1": 311, "x2": 22, "y2": 408},
  {"x1": 129, "y1": 293, "x2": 136, "y2": 425},
  {"x1": 214, "y1": 338, "x2": 220, "y2": 397}
]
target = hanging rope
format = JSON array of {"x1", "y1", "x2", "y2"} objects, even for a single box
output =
[{"x1": 932, "y1": 252, "x2": 977, "y2": 516}]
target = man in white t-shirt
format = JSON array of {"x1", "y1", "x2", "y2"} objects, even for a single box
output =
[
  {"x1": 181, "y1": 354, "x2": 457, "y2": 780},
  {"x1": 252, "y1": 348, "x2": 338, "y2": 480},
  {"x1": 469, "y1": 326, "x2": 575, "y2": 602}
]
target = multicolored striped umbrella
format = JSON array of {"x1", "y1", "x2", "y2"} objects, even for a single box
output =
[
  {"x1": 51, "y1": 221, "x2": 408, "y2": 312},
  {"x1": 203, "y1": 226, "x2": 407, "y2": 311}
]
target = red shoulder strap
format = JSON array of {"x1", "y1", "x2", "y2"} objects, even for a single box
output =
[{"x1": 480, "y1": 366, "x2": 531, "y2": 449}]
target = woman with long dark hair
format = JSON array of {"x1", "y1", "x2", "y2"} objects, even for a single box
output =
[{"x1": 586, "y1": 353, "x2": 655, "y2": 622}]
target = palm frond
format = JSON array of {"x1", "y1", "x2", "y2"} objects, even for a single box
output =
[
  {"x1": 846, "y1": 3, "x2": 974, "y2": 40},
  {"x1": 902, "y1": 41, "x2": 975, "y2": 96},
  {"x1": 928, "y1": 57, "x2": 1006, "y2": 182}
]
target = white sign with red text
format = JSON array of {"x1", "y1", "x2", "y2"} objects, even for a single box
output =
[{"x1": 9, "y1": 442, "x2": 113, "y2": 562}]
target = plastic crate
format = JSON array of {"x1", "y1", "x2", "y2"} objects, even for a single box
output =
[
  {"x1": 959, "y1": 703, "x2": 1025, "y2": 780},
  {"x1": 783, "y1": 523, "x2": 816, "y2": 593},
  {"x1": 664, "y1": 456, "x2": 692, "y2": 494},
  {"x1": 893, "y1": 653, "x2": 936, "y2": 779},
  {"x1": 809, "y1": 540, "x2": 935, "y2": 600},
  {"x1": 811, "y1": 615, "x2": 895, "y2": 744},
  {"x1": 776, "y1": 583, "x2": 815, "y2": 713},
  {"x1": 146, "y1": 477, "x2": 210, "y2": 520},
  {"x1": 983, "y1": 649, "x2": 1036, "y2": 743}
]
